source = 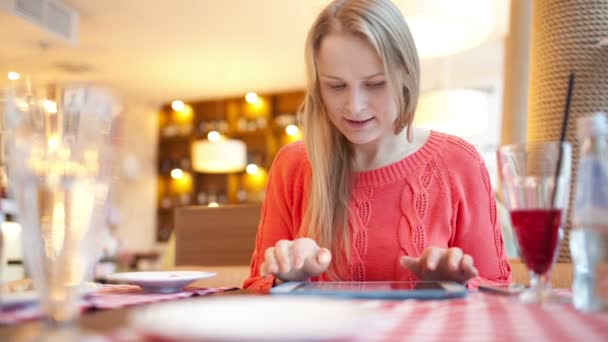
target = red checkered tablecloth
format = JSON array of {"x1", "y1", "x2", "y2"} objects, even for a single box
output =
[
  {"x1": 347, "y1": 292, "x2": 608, "y2": 341},
  {"x1": 106, "y1": 291, "x2": 608, "y2": 342}
]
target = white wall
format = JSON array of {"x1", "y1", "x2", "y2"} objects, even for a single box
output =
[{"x1": 419, "y1": 39, "x2": 505, "y2": 189}]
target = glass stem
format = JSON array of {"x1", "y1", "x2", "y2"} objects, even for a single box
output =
[{"x1": 529, "y1": 271, "x2": 552, "y2": 302}]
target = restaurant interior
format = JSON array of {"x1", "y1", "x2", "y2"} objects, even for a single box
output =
[{"x1": 1, "y1": 0, "x2": 607, "y2": 340}]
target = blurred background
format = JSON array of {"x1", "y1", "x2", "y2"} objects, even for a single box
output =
[{"x1": 0, "y1": 0, "x2": 527, "y2": 278}]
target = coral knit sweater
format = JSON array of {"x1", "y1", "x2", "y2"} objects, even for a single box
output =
[{"x1": 243, "y1": 131, "x2": 512, "y2": 290}]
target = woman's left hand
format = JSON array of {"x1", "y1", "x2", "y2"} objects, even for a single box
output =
[{"x1": 399, "y1": 247, "x2": 479, "y2": 284}]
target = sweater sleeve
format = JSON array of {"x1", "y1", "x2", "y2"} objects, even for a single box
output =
[
  {"x1": 242, "y1": 144, "x2": 304, "y2": 290},
  {"x1": 444, "y1": 138, "x2": 512, "y2": 287}
]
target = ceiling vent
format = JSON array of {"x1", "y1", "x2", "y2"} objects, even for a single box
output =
[{"x1": 0, "y1": 0, "x2": 79, "y2": 45}]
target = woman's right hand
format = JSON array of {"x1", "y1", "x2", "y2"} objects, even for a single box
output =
[{"x1": 260, "y1": 238, "x2": 332, "y2": 282}]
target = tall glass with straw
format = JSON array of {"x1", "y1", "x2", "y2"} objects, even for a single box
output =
[
  {"x1": 2, "y1": 80, "x2": 118, "y2": 332},
  {"x1": 498, "y1": 73, "x2": 576, "y2": 304}
]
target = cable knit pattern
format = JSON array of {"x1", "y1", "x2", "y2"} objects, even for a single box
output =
[
  {"x1": 243, "y1": 131, "x2": 512, "y2": 290},
  {"x1": 351, "y1": 187, "x2": 371, "y2": 281}
]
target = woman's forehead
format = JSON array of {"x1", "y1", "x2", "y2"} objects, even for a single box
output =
[{"x1": 317, "y1": 33, "x2": 384, "y2": 78}]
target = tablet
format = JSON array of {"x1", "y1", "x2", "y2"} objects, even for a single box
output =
[{"x1": 270, "y1": 281, "x2": 467, "y2": 300}]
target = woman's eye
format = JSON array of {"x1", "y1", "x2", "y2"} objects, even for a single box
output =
[
  {"x1": 367, "y1": 81, "x2": 386, "y2": 88},
  {"x1": 329, "y1": 84, "x2": 346, "y2": 90}
]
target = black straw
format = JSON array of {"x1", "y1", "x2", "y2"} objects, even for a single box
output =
[{"x1": 550, "y1": 72, "x2": 575, "y2": 209}]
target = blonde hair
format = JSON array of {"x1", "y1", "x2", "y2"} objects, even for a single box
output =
[{"x1": 299, "y1": 0, "x2": 420, "y2": 279}]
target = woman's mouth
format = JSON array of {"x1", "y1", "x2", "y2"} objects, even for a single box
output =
[{"x1": 344, "y1": 117, "x2": 374, "y2": 128}]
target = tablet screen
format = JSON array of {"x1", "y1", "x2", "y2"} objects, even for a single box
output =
[
  {"x1": 292, "y1": 281, "x2": 445, "y2": 292},
  {"x1": 271, "y1": 281, "x2": 467, "y2": 300}
]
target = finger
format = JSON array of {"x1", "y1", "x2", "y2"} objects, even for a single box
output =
[
  {"x1": 399, "y1": 255, "x2": 421, "y2": 276},
  {"x1": 264, "y1": 247, "x2": 279, "y2": 275},
  {"x1": 460, "y1": 254, "x2": 479, "y2": 277},
  {"x1": 274, "y1": 240, "x2": 292, "y2": 274},
  {"x1": 446, "y1": 248, "x2": 464, "y2": 272},
  {"x1": 260, "y1": 261, "x2": 268, "y2": 277},
  {"x1": 425, "y1": 248, "x2": 444, "y2": 271},
  {"x1": 303, "y1": 248, "x2": 332, "y2": 275},
  {"x1": 291, "y1": 240, "x2": 309, "y2": 269},
  {"x1": 315, "y1": 248, "x2": 332, "y2": 267}
]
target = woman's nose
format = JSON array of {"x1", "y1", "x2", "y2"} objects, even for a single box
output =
[{"x1": 345, "y1": 88, "x2": 367, "y2": 115}]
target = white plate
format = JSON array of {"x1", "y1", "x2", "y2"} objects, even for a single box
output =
[
  {"x1": 0, "y1": 290, "x2": 39, "y2": 308},
  {"x1": 131, "y1": 296, "x2": 376, "y2": 341},
  {"x1": 104, "y1": 271, "x2": 216, "y2": 293}
]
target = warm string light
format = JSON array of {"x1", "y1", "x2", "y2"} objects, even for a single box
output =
[
  {"x1": 245, "y1": 92, "x2": 259, "y2": 104},
  {"x1": 171, "y1": 100, "x2": 185, "y2": 112},
  {"x1": 170, "y1": 168, "x2": 184, "y2": 179},
  {"x1": 285, "y1": 125, "x2": 299, "y2": 136},
  {"x1": 246, "y1": 163, "x2": 259, "y2": 175},
  {"x1": 207, "y1": 131, "x2": 221, "y2": 142}
]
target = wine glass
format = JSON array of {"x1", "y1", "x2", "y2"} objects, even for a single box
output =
[
  {"x1": 2, "y1": 80, "x2": 118, "y2": 336},
  {"x1": 497, "y1": 141, "x2": 572, "y2": 304}
]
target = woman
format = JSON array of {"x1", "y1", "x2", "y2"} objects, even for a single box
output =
[{"x1": 244, "y1": 0, "x2": 511, "y2": 290}]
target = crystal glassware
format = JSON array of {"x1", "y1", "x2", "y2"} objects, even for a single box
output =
[
  {"x1": 497, "y1": 141, "x2": 572, "y2": 304},
  {"x1": 2, "y1": 80, "x2": 118, "y2": 332}
]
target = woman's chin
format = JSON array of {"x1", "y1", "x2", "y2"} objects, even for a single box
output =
[{"x1": 342, "y1": 132, "x2": 379, "y2": 146}]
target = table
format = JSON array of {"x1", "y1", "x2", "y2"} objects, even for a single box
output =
[
  {"x1": 0, "y1": 289, "x2": 251, "y2": 341},
  {"x1": 1, "y1": 289, "x2": 607, "y2": 341}
]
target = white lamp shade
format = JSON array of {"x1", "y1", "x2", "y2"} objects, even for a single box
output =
[
  {"x1": 414, "y1": 89, "x2": 490, "y2": 139},
  {"x1": 397, "y1": 0, "x2": 501, "y2": 58},
  {"x1": 191, "y1": 139, "x2": 247, "y2": 173}
]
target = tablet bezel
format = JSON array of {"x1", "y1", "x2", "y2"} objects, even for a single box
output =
[{"x1": 270, "y1": 281, "x2": 468, "y2": 300}]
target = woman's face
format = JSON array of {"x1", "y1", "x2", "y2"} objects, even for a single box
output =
[{"x1": 317, "y1": 33, "x2": 399, "y2": 146}]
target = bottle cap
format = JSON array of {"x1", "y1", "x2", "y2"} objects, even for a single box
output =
[{"x1": 577, "y1": 112, "x2": 608, "y2": 138}]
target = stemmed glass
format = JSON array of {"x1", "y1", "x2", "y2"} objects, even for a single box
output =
[
  {"x1": 2, "y1": 80, "x2": 118, "y2": 337},
  {"x1": 497, "y1": 141, "x2": 572, "y2": 304}
]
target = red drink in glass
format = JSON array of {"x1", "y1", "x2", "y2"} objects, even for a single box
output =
[
  {"x1": 510, "y1": 209, "x2": 562, "y2": 274},
  {"x1": 498, "y1": 141, "x2": 572, "y2": 304}
]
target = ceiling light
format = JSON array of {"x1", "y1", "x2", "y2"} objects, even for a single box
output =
[
  {"x1": 398, "y1": 0, "x2": 495, "y2": 58},
  {"x1": 246, "y1": 163, "x2": 259, "y2": 175},
  {"x1": 171, "y1": 168, "x2": 184, "y2": 179},
  {"x1": 285, "y1": 125, "x2": 300, "y2": 136},
  {"x1": 171, "y1": 100, "x2": 185, "y2": 112},
  {"x1": 245, "y1": 92, "x2": 259, "y2": 104},
  {"x1": 207, "y1": 131, "x2": 220, "y2": 142},
  {"x1": 7, "y1": 71, "x2": 20, "y2": 80}
]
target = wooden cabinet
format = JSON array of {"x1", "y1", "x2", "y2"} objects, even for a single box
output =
[{"x1": 156, "y1": 90, "x2": 305, "y2": 241}]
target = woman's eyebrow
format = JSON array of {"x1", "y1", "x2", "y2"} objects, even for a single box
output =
[{"x1": 319, "y1": 72, "x2": 384, "y2": 80}]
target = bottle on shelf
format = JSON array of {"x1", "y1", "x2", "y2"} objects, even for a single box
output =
[
  {"x1": 237, "y1": 118, "x2": 247, "y2": 132},
  {"x1": 160, "y1": 158, "x2": 172, "y2": 174},
  {"x1": 236, "y1": 188, "x2": 248, "y2": 203},
  {"x1": 196, "y1": 192, "x2": 208, "y2": 205},
  {"x1": 180, "y1": 193, "x2": 191, "y2": 206},
  {"x1": 218, "y1": 193, "x2": 227, "y2": 204},
  {"x1": 218, "y1": 120, "x2": 229, "y2": 133},
  {"x1": 180, "y1": 123, "x2": 193, "y2": 136},
  {"x1": 256, "y1": 117, "x2": 268, "y2": 130},
  {"x1": 207, "y1": 191, "x2": 218, "y2": 204},
  {"x1": 180, "y1": 158, "x2": 191, "y2": 171},
  {"x1": 570, "y1": 112, "x2": 608, "y2": 312},
  {"x1": 160, "y1": 196, "x2": 173, "y2": 209}
]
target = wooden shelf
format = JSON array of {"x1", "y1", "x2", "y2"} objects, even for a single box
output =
[
  {"x1": 158, "y1": 135, "x2": 191, "y2": 143},
  {"x1": 156, "y1": 90, "x2": 305, "y2": 242}
]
